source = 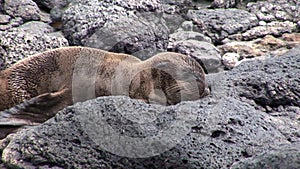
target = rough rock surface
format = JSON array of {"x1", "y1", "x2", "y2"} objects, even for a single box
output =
[
  {"x1": 221, "y1": 52, "x2": 240, "y2": 69},
  {"x1": 167, "y1": 28, "x2": 223, "y2": 73},
  {"x1": 0, "y1": 0, "x2": 300, "y2": 168},
  {"x1": 218, "y1": 34, "x2": 300, "y2": 59},
  {"x1": 210, "y1": 0, "x2": 243, "y2": 8},
  {"x1": 83, "y1": 11, "x2": 169, "y2": 60},
  {"x1": 231, "y1": 143, "x2": 300, "y2": 169},
  {"x1": 33, "y1": 0, "x2": 69, "y2": 10},
  {"x1": 186, "y1": 9, "x2": 259, "y2": 43},
  {"x1": 1, "y1": 46, "x2": 299, "y2": 169},
  {"x1": 0, "y1": 24, "x2": 68, "y2": 69},
  {"x1": 233, "y1": 21, "x2": 298, "y2": 41},
  {"x1": 1, "y1": 0, "x2": 298, "y2": 70},
  {"x1": 246, "y1": 0, "x2": 300, "y2": 23},
  {"x1": 170, "y1": 39, "x2": 223, "y2": 73},
  {"x1": 4, "y1": 0, "x2": 50, "y2": 23},
  {"x1": 61, "y1": 0, "x2": 167, "y2": 59}
]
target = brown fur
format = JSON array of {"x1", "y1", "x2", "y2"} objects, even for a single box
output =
[{"x1": 0, "y1": 46, "x2": 209, "y2": 138}]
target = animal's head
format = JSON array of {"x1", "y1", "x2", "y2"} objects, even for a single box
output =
[{"x1": 129, "y1": 52, "x2": 210, "y2": 106}]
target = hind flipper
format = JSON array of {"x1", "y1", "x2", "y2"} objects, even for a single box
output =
[{"x1": 0, "y1": 88, "x2": 70, "y2": 139}]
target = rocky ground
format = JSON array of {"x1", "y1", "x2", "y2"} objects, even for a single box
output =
[{"x1": 0, "y1": 0, "x2": 299, "y2": 168}]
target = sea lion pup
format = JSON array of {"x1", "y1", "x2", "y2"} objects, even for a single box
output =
[{"x1": 0, "y1": 46, "x2": 209, "y2": 138}]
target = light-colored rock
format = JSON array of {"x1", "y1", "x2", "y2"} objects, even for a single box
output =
[
  {"x1": 0, "y1": 28, "x2": 68, "y2": 69},
  {"x1": 0, "y1": 15, "x2": 11, "y2": 24},
  {"x1": 222, "y1": 52, "x2": 240, "y2": 69},
  {"x1": 240, "y1": 21, "x2": 297, "y2": 41}
]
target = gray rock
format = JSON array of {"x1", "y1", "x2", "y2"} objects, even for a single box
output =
[
  {"x1": 231, "y1": 143, "x2": 300, "y2": 169},
  {"x1": 162, "y1": 13, "x2": 186, "y2": 34},
  {"x1": 107, "y1": 0, "x2": 161, "y2": 11},
  {"x1": 247, "y1": 0, "x2": 300, "y2": 23},
  {"x1": 168, "y1": 31, "x2": 212, "y2": 46},
  {"x1": 235, "y1": 21, "x2": 298, "y2": 41},
  {"x1": 0, "y1": 17, "x2": 23, "y2": 31},
  {"x1": 50, "y1": 6, "x2": 64, "y2": 22},
  {"x1": 0, "y1": 96, "x2": 292, "y2": 168},
  {"x1": 222, "y1": 47, "x2": 300, "y2": 107},
  {"x1": 177, "y1": 21, "x2": 205, "y2": 33},
  {"x1": 171, "y1": 39, "x2": 223, "y2": 73},
  {"x1": 4, "y1": 0, "x2": 50, "y2": 23},
  {"x1": 83, "y1": 11, "x2": 169, "y2": 60},
  {"x1": 210, "y1": 0, "x2": 243, "y2": 8},
  {"x1": 18, "y1": 21, "x2": 55, "y2": 34},
  {"x1": 1, "y1": 46, "x2": 300, "y2": 169},
  {"x1": 161, "y1": 0, "x2": 193, "y2": 15},
  {"x1": 0, "y1": 28, "x2": 69, "y2": 69},
  {"x1": 62, "y1": 0, "x2": 167, "y2": 59},
  {"x1": 187, "y1": 9, "x2": 258, "y2": 43},
  {"x1": 0, "y1": 0, "x2": 4, "y2": 13},
  {"x1": 0, "y1": 46, "x2": 5, "y2": 70},
  {"x1": 161, "y1": 0, "x2": 192, "y2": 6},
  {"x1": 0, "y1": 15, "x2": 10, "y2": 24},
  {"x1": 33, "y1": 0, "x2": 69, "y2": 10}
]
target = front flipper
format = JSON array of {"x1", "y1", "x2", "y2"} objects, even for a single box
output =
[{"x1": 0, "y1": 88, "x2": 71, "y2": 139}]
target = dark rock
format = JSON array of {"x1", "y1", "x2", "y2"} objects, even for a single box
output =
[
  {"x1": 33, "y1": 0, "x2": 69, "y2": 11},
  {"x1": 231, "y1": 143, "x2": 300, "y2": 169},
  {"x1": 4, "y1": 0, "x2": 50, "y2": 23},
  {"x1": 0, "y1": 46, "x2": 5, "y2": 70},
  {"x1": 62, "y1": 0, "x2": 167, "y2": 59},
  {"x1": 232, "y1": 51, "x2": 300, "y2": 109},
  {"x1": 1, "y1": 45, "x2": 299, "y2": 169},
  {"x1": 83, "y1": 12, "x2": 169, "y2": 60},
  {"x1": 186, "y1": 9, "x2": 258, "y2": 43},
  {"x1": 0, "y1": 0, "x2": 4, "y2": 13},
  {"x1": 161, "y1": 0, "x2": 193, "y2": 6},
  {"x1": 50, "y1": 6, "x2": 64, "y2": 22},
  {"x1": 162, "y1": 13, "x2": 186, "y2": 34},
  {"x1": 0, "y1": 96, "x2": 291, "y2": 168},
  {"x1": 220, "y1": 47, "x2": 300, "y2": 143}
]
